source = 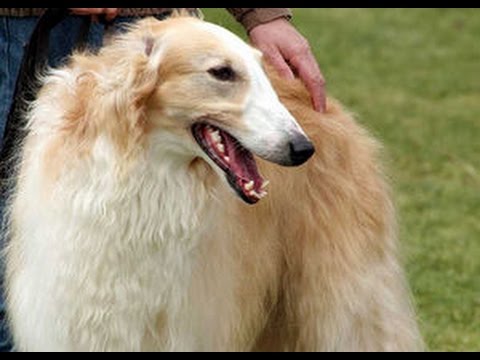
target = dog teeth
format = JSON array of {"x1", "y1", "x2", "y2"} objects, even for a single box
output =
[
  {"x1": 224, "y1": 156, "x2": 230, "y2": 163},
  {"x1": 245, "y1": 181, "x2": 269, "y2": 199},
  {"x1": 248, "y1": 190, "x2": 258, "y2": 198},
  {"x1": 207, "y1": 127, "x2": 226, "y2": 155},
  {"x1": 261, "y1": 180, "x2": 270, "y2": 190},
  {"x1": 245, "y1": 181, "x2": 254, "y2": 191},
  {"x1": 248, "y1": 190, "x2": 268, "y2": 200},
  {"x1": 208, "y1": 127, "x2": 221, "y2": 143},
  {"x1": 211, "y1": 131, "x2": 222, "y2": 144}
]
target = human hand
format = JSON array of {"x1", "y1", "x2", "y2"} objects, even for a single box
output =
[
  {"x1": 249, "y1": 18, "x2": 326, "y2": 113},
  {"x1": 69, "y1": 8, "x2": 119, "y2": 22}
]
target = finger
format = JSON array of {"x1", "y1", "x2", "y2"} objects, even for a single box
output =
[
  {"x1": 69, "y1": 8, "x2": 117, "y2": 18},
  {"x1": 260, "y1": 47, "x2": 295, "y2": 80},
  {"x1": 70, "y1": 8, "x2": 105, "y2": 16},
  {"x1": 290, "y1": 53, "x2": 327, "y2": 112},
  {"x1": 104, "y1": 8, "x2": 119, "y2": 21}
]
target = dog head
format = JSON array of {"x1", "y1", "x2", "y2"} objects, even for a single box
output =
[{"x1": 72, "y1": 16, "x2": 315, "y2": 204}]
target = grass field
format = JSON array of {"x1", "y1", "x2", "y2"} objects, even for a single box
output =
[{"x1": 203, "y1": 8, "x2": 480, "y2": 352}]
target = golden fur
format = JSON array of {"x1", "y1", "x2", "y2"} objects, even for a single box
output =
[
  {"x1": 254, "y1": 70, "x2": 422, "y2": 350},
  {"x1": 5, "y1": 16, "x2": 423, "y2": 351}
]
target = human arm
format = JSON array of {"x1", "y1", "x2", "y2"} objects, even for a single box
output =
[
  {"x1": 227, "y1": 8, "x2": 326, "y2": 113},
  {"x1": 69, "y1": 8, "x2": 119, "y2": 22}
]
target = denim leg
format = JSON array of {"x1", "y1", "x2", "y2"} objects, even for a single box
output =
[
  {"x1": 0, "y1": 15, "x2": 139, "y2": 140},
  {"x1": 0, "y1": 15, "x2": 139, "y2": 352},
  {"x1": 47, "y1": 16, "x2": 140, "y2": 68},
  {"x1": 0, "y1": 17, "x2": 39, "y2": 352},
  {"x1": 0, "y1": 17, "x2": 37, "y2": 144},
  {"x1": 0, "y1": 18, "x2": 11, "y2": 141},
  {"x1": 0, "y1": 16, "x2": 123, "y2": 141},
  {"x1": 0, "y1": 16, "x2": 105, "y2": 353},
  {"x1": 47, "y1": 16, "x2": 105, "y2": 67}
]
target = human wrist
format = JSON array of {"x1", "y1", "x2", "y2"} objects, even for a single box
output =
[{"x1": 240, "y1": 8, "x2": 292, "y2": 33}]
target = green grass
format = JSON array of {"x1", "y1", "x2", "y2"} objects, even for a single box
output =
[{"x1": 202, "y1": 8, "x2": 480, "y2": 352}]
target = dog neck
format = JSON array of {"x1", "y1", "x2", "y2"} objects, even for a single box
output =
[{"x1": 50, "y1": 135, "x2": 222, "y2": 253}]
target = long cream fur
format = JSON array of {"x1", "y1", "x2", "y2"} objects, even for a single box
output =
[{"x1": 3, "y1": 16, "x2": 423, "y2": 351}]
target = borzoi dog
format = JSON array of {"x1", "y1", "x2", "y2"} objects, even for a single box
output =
[{"x1": 4, "y1": 15, "x2": 423, "y2": 351}]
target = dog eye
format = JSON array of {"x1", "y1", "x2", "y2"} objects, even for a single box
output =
[{"x1": 208, "y1": 66, "x2": 236, "y2": 82}]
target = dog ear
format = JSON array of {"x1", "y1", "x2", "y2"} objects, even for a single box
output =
[
  {"x1": 141, "y1": 34, "x2": 167, "y2": 72},
  {"x1": 144, "y1": 37, "x2": 155, "y2": 57},
  {"x1": 143, "y1": 36, "x2": 155, "y2": 57},
  {"x1": 170, "y1": 8, "x2": 204, "y2": 20},
  {"x1": 123, "y1": 35, "x2": 165, "y2": 138}
]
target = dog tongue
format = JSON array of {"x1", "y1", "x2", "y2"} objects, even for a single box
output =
[
  {"x1": 222, "y1": 132, "x2": 263, "y2": 187},
  {"x1": 195, "y1": 123, "x2": 269, "y2": 203}
]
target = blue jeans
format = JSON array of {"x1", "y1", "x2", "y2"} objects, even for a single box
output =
[{"x1": 0, "y1": 15, "x2": 138, "y2": 352}]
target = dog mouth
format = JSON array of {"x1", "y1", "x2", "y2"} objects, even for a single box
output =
[{"x1": 192, "y1": 123, "x2": 269, "y2": 204}]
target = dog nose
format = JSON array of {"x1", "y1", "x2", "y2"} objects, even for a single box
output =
[{"x1": 289, "y1": 136, "x2": 315, "y2": 166}]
